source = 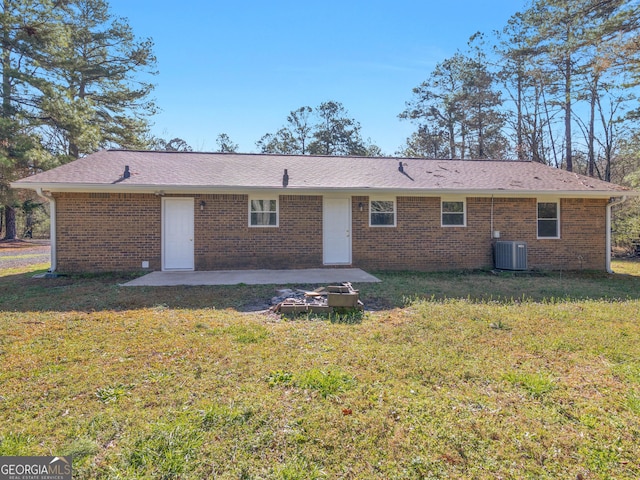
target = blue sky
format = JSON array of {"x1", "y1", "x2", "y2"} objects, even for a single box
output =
[{"x1": 109, "y1": 0, "x2": 527, "y2": 154}]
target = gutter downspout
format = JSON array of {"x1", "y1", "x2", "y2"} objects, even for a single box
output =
[
  {"x1": 606, "y1": 196, "x2": 627, "y2": 274},
  {"x1": 35, "y1": 188, "x2": 56, "y2": 272}
]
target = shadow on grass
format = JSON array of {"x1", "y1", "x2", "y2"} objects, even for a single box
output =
[
  {"x1": 0, "y1": 270, "x2": 280, "y2": 313},
  {"x1": 2, "y1": 261, "x2": 640, "y2": 313},
  {"x1": 360, "y1": 266, "x2": 640, "y2": 307}
]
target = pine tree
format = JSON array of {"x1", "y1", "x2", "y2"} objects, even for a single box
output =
[
  {"x1": 1, "y1": 0, "x2": 157, "y2": 239},
  {"x1": 215, "y1": 133, "x2": 238, "y2": 153},
  {"x1": 401, "y1": 46, "x2": 506, "y2": 159},
  {"x1": 257, "y1": 102, "x2": 372, "y2": 156},
  {"x1": 522, "y1": 0, "x2": 638, "y2": 172},
  {"x1": 41, "y1": 0, "x2": 157, "y2": 159},
  {"x1": 256, "y1": 106, "x2": 313, "y2": 154},
  {"x1": 309, "y1": 101, "x2": 367, "y2": 156},
  {"x1": 1, "y1": 0, "x2": 61, "y2": 239}
]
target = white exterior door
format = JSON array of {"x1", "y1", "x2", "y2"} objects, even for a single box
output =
[
  {"x1": 323, "y1": 197, "x2": 351, "y2": 265},
  {"x1": 162, "y1": 198, "x2": 194, "y2": 270}
]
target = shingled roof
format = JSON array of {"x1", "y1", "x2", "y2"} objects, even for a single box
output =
[{"x1": 12, "y1": 149, "x2": 635, "y2": 197}]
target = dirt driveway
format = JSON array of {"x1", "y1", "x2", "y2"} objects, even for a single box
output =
[{"x1": 0, "y1": 240, "x2": 51, "y2": 270}]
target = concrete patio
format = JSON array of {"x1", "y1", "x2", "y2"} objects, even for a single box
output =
[{"x1": 121, "y1": 268, "x2": 381, "y2": 287}]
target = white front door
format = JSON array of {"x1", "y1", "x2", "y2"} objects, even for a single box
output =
[
  {"x1": 162, "y1": 198, "x2": 194, "y2": 270},
  {"x1": 323, "y1": 197, "x2": 351, "y2": 265}
]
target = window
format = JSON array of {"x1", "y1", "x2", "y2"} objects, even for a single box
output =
[
  {"x1": 370, "y1": 199, "x2": 396, "y2": 226},
  {"x1": 441, "y1": 200, "x2": 465, "y2": 226},
  {"x1": 249, "y1": 198, "x2": 278, "y2": 227},
  {"x1": 537, "y1": 201, "x2": 559, "y2": 238}
]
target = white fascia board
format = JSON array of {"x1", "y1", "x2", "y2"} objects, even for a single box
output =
[
  {"x1": 293, "y1": 187, "x2": 634, "y2": 198},
  {"x1": 10, "y1": 182, "x2": 636, "y2": 199}
]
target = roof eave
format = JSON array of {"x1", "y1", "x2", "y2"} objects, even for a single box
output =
[{"x1": 10, "y1": 182, "x2": 635, "y2": 198}]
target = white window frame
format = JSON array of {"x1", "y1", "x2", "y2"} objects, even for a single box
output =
[
  {"x1": 537, "y1": 199, "x2": 560, "y2": 239},
  {"x1": 248, "y1": 197, "x2": 279, "y2": 228},
  {"x1": 369, "y1": 198, "x2": 396, "y2": 227},
  {"x1": 441, "y1": 197, "x2": 466, "y2": 227}
]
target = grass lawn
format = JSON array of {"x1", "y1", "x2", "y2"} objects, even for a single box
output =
[{"x1": 1, "y1": 261, "x2": 640, "y2": 479}]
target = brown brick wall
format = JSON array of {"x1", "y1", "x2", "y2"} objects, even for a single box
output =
[
  {"x1": 53, "y1": 192, "x2": 323, "y2": 272},
  {"x1": 490, "y1": 197, "x2": 607, "y2": 270},
  {"x1": 353, "y1": 196, "x2": 493, "y2": 271},
  {"x1": 194, "y1": 194, "x2": 322, "y2": 269},
  {"x1": 52, "y1": 193, "x2": 608, "y2": 272},
  {"x1": 54, "y1": 192, "x2": 162, "y2": 272},
  {"x1": 352, "y1": 196, "x2": 608, "y2": 271}
]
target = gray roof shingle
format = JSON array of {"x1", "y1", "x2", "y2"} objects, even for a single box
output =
[{"x1": 12, "y1": 149, "x2": 634, "y2": 196}]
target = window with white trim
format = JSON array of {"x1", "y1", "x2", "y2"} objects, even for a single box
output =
[
  {"x1": 441, "y1": 199, "x2": 466, "y2": 226},
  {"x1": 537, "y1": 201, "x2": 559, "y2": 238},
  {"x1": 370, "y1": 199, "x2": 396, "y2": 226},
  {"x1": 249, "y1": 198, "x2": 278, "y2": 227}
]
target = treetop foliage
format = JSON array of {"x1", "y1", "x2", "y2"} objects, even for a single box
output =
[{"x1": 256, "y1": 101, "x2": 381, "y2": 157}]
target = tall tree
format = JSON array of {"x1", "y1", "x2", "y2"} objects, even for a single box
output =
[
  {"x1": 285, "y1": 106, "x2": 313, "y2": 154},
  {"x1": 462, "y1": 33, "x2": 507, "y2": 159},
  {"x1": 256, "y1": 106, "x2": 313, "y2": 154},
  {"x1": 40, "y1": 0, "x2": 157, "y2": 160},
  {"x1": 215, "y1": 133, "x2": 238, "y2": 153},
  {"x1": 256, "y1": 128, "x2": 297, "y2": 155},
  {"x1": 586, "y1": 3, "x2": 640, "y2": 179},
  {"x1": 400, "y1": 45, "x2": 506, "y2": 159},
  {"x1": 1, "y1": 0, "x2": 61, "y2": 239},
  {"x1": 308, "y1": 101, "x2": 367, "y2": 156},
  {"x1": 1, "y1": 0, "x2": 157, "y2": 239},
  {"x1": 498, "y1": 13, "x2": 526, "y2": 161},
  {"x1": 257, "y1": 102, "x2": 375, "y2": 156},
  {"x1": 497, "y1": 12, "x2": 550, "y2": 162},
  {"x1": 400, "y1": 53, "x2": 467, "y2": 158},
  {"x1": 398, "y1": 126, "x2": 450, "y2": 158},
  {"x1": 522, "y1": 0, "x2": 637, "y2": 172}
]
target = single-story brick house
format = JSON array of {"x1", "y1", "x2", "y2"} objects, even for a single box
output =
[{"x1": 11, "y1": 149, "x2": 636, "y2": 273}]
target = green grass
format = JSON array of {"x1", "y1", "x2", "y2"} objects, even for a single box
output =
[
  {"x1": 95, "y1": 383, "x2": 133, "y2": 404},
  {"x1": 503, "y1": 371, "x2": 556, "y2": 398},
  {"x1": 269, "y1": 368, "x2": 357, "y2": 399},
  {"x1": 1, "y1": 260, "x2": 640, "y2": 478}
]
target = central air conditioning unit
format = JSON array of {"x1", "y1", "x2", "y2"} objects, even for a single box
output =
[{"x1": 494, "y1": 241, "x2": 527, "y2": 270}]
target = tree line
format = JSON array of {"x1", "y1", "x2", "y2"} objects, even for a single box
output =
[
  {"x1": 402, "y1": 1, "x2": 640, "y2": 180},
  {"x1": 2, "y1": 0, "x2": 640, "y2": 240}
]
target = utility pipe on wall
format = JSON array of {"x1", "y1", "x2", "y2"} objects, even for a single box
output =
[
  {"x1": 490, "y1": 195, "x2": 494, "y2": 239},
  {"x1": 606, "y1": 196, "x2": 627, "y2": 274},
  {"x1": 35, "y1": 188, "x2": 56, "y2": 272}
]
